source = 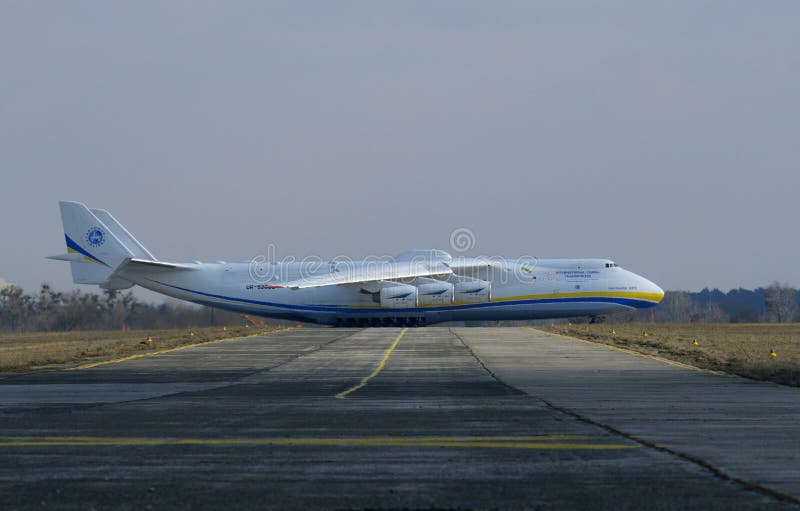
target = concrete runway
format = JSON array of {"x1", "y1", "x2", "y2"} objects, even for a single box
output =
[{"x1": 1, "y1": 327, "x2": 799, "y2": 510}]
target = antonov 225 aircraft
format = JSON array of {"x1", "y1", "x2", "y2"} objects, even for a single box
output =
[{"x1": 49, "y1": 201, "x2": 664, "y2": 326}]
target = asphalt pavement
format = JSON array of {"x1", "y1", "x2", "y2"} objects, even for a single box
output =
[{"x1": 1, "y1": 327, "x2": 798, "y2": 510}]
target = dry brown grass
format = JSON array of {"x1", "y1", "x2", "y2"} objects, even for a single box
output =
[
  {"x1": 542, "y1": 323, "x2": 800, "y2": 387},
  {"x1": 0, "y1": 325, "x2": 287, "y2": 372}
]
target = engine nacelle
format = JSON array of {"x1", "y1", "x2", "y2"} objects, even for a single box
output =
[
  {"x1": 453, "y1": 280, "x2": 491, "y2": 304},
  {"x1": 379, "y1": 285, "x2": 418, "y2": 308},
  {"x1": 417, "y1": 282, "x2": 453, "y2": 305}
]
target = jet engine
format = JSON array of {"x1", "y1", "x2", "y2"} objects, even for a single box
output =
[
  {"x1": 417, "y1": 281, "x2": 454, "y2": 305},
  {"x1": 379, "y1": 284, "x2": 418, "y2": 308},
  {"x1": 453, "y1": 280, "x2": 491, "y2": 303}
]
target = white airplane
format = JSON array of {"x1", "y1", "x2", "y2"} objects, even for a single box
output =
[{"x1": 49, "y1": 201, "x2": 664, "y2": 326}]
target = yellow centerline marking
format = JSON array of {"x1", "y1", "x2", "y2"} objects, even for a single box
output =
[
  {"x1": 538, "y1": 328, "x2": 728, "y2": 375},
  {"x1": 335, "y1": 328, "x2": 407, "y2": 399},
  {"x1": 70, "y1": 328, "x2": 292, "y2": 370},
  {"x1": 0, "y1": 435, "x2": 637, "y2": 450}
]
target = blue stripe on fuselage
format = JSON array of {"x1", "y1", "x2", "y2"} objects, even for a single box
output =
[{"x1": 146, "y1": 279, "x2": 659, "y2": 314}]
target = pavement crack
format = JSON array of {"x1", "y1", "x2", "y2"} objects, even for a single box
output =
[
  {"x1": 452, "y1": 329, "x2": 800, "y2": 509},
  {"x1": 449, "y1": 328, "x2": 524, "y2": 395},
  {"x1": 537, "y1": 398, "x2": 800, "y2": 508}
]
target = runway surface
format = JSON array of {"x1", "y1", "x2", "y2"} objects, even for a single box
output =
[{"x1": 1, "y1": 327, "x2": 799, "y2": 510}]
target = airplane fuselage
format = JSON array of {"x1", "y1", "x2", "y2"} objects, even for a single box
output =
[{"x1": 122, "y1": 257, "x2": 663, "y2": 326}]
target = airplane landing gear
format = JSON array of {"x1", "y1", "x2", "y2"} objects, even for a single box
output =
[{"x1": 334, "y1": 317, "x2": 426, "y2": 327}]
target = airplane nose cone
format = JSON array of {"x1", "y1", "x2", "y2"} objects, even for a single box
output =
[
  {"x1": 653, "y1": 284, "x2": 665, "y2": 303},
  {"x1": 643, "y1": 278, "x2": 665, "y2": 303}
]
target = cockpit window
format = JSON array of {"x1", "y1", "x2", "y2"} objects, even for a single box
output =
[{"x1": 605, "y1": 262, "x2": 618, "y2": 268}]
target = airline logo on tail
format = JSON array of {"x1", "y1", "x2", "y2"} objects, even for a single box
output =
[{"x1": 85, "y1": 227, "x2": 106, "y2": 247}]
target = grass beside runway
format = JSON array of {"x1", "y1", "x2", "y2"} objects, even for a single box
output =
[
  {"x1": 0, "y1": 325, "x2": 287, "y2": 372},
  {"x1": 543, "y1": 323, "x2": 800, "y2": 386}
]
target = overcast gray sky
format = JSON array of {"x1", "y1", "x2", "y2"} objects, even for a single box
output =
[{"x1": 1, "y1": 1, "x2": 799, "y2": 298}]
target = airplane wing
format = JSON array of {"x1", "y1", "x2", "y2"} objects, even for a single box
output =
[{"x1": 282, "y1": 260, "x2": 452, "y2": 290}]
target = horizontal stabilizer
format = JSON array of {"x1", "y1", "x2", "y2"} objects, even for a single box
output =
[
  {"x1": 121, "y1": 258, "x2": 198, "y2": 271},
  {"x1": 47, "y1": 253, "x2": 87, "y2": 263}
]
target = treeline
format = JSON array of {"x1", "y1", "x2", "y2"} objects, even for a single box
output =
[
  {"x1": 2, "y1": 282, "x2": 799, "y2": 332},
  {"x1": 0, "y1": 284, "x2": 254, "y2": 332},
  {"x1": 617, "y1": 282, "x2": 799, "y2": 323}
]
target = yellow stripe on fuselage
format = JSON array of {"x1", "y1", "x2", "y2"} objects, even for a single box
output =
[
  {"x1": 310, "y1": 290, "x2": 663, "y2": 310},
  {"x1": 489, "y1": 290, "x2": 664, "y2": 304},
  {"x1": 422, "y1": 290, "x2": 663, "y2": 308}
]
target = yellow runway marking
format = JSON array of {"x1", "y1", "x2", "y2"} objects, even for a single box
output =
[
  {"x1": 335, "y1": 328, "x2": 407, "y2": 399},
  {"x1": 539, "y1": 329, "x2": 728, "y2": 376},
  {"x1": 0, "y1": 435, "x2": 637, "y2": 450},
  {"x1": 70, "y1": 328, "x2": 292, "y2": 370}
]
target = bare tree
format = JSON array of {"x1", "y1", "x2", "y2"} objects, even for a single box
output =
[
  {"x1": 763, "y1": 282, "x2": 798, "y2": 323},
  {"x1": 0, "y1": 285, "x2": 33, "y2": 331},
  {"x1": 698, "y1": 303, "x2": 729, "y2": 323},
  {"x1": 656, "y1": 291, "x2": 699, "y2": 322}
]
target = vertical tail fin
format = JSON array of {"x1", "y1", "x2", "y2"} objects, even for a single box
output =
[
  {"x1": 91, "y1": 208, "x2": 156, "y2": 261},
  {"x1": 53, "y1": 201, "x2": 138, "y2": 288}
]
